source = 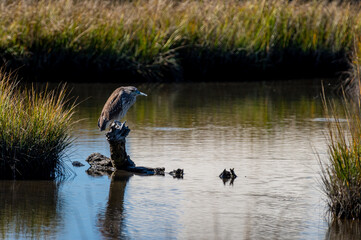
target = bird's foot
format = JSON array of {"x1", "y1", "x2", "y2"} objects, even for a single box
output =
[{"x1": 110, "y1": 120, "x2": 127, "y2": 130}]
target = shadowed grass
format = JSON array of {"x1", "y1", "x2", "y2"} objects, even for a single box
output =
[
  {"x1": 0, "y1": 0, "x2": 359, "y2": 81},
  {"x1": 344, "y1": 37, "x2": 361, "y2": 97},
  {"x1": 0, "y1": 72, "x2": 76, "y2": 179}
]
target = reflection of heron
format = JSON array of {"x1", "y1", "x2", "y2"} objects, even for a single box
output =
[{"x1": 98, "y1": 86, "x2": 147, "y2": 131}]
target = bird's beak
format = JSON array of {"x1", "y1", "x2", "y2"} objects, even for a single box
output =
[{"x1": 137, "y1": 90, "x2": 147, "y2": 96}]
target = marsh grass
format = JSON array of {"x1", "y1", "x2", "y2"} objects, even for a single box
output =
[
  {"x1": 0, "y1": 72, "x2": 76, "y2": 179},
  {"x1": 0, "y1": 0, "x2": 359, "y2": 81},
  {"x1": 320, "y1": 81, "x2": 361, "y2": 218}
]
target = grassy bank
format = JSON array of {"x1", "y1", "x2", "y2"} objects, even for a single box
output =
[
  {"x1": 0, "y1": 0, "x2": 359, "y2": 81},
  {"x1": 0, "y1": 72, "x2": 75, "y2": 179}
]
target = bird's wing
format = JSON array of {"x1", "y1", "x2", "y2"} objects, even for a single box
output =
[
  {"x1": 108, "y1": 89, "x2": 127, "y2": 120},
  {"x1": 98, "y1": 87, "x2": 124, "y2": 130}
]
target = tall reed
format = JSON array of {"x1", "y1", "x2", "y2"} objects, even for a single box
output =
[{"x1": 0, "y1": 72, "x2": 76, "y2": 179}]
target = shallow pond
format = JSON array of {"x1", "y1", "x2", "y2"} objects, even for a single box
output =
[{"x1": 1, "y1": 80, "x2": 360, "y2": 239}]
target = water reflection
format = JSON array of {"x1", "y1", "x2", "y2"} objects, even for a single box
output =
[
  {"x1": 68, "y1": 80, "x2": 337, "y2": 239},
  {"x1": 70, "y1": 81, "x2": 339, "y2": 130},
  {"x1": 3, "y1": 80, "x2": 355, "y2": 239},
  {"x1": 97, "y1": 171, "x2": 132, "y2": 239},
  {"x1": 0, "y1": 181, "x2": 62, "y2": 239},
  {"x1": 221, "y1": 177, "x2": 235, "y2": 185},
  {"x1": 326, "y1": 219, "x2": 361, "y2": 240}
]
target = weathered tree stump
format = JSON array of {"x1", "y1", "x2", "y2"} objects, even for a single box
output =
[
  {"x1": 106, "y1": 121, "x2": 132, "y2": 170},
  {"x1": 86, "y1": 121, "x2": 168, "y2": 176}
]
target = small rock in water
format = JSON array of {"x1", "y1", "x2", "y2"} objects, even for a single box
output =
[
  {"x1": 219, "y1": 168, "x2": 237, "y2": 179},
  {"x1": 169, "y1": 168, "x2": 184, "y2": 178},
  {"x1": 219, "y1": 168, "x2": 237, "y2": 185},
  {"x1": 85, "y1": 153, "x2": 114, "y2": 177},
  {"x1": 72, "y1": 161, "x2": 85, "y2": 167}
]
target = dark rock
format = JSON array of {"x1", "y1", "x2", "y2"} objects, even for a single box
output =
[
  {"x1": 86, "y1": 153, "x2": 113, "y2": 167},
  {"x1": 219, "y1": 168, "x2": 237, "y2": 179},
  {"x1": 169, "y1": 169, "x2": 184, "y2": 178},
  {"x1": 219, "y1": 168, "x2": 237, "y2": 185},
  {"x1": 86, "y1": 153, "x2": 115, "y2": 177},
  {"x1": 72, "y1": 161, "x2": 85, "y2": 167}
]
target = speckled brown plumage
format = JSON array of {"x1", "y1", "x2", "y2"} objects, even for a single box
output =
[{"x1": 98, "y1": 86, "x2": 147, "y2": 131}]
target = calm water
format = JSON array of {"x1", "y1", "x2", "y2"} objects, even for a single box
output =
[{"x1": 0, "y1": 80, "x2": 359, "y2": 239}]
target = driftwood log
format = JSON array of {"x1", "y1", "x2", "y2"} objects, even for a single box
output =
[{"x1": 86, "y1": 121, "x2": 181, "y2": 177}]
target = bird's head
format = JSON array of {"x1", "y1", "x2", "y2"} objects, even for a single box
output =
[{"x1": 125, "y1": 86, "x2": 147, "y2": 97}]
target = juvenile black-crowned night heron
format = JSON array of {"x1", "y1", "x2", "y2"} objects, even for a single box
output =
[{"x1": 98, "y1": 86, "x2": 147, "y2": 131}]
